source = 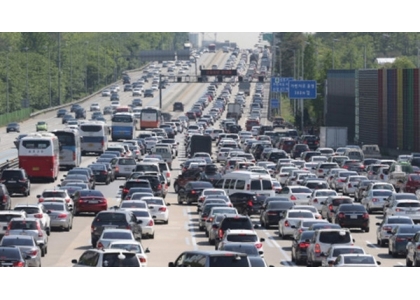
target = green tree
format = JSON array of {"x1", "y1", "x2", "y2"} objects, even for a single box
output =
[{"x1": 391, "y1": 56, "x2": 416, "y2": 69}]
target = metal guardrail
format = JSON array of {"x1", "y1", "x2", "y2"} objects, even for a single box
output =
[{"x1": 0, "y1": 158, "x2": 19, "y2": 173}]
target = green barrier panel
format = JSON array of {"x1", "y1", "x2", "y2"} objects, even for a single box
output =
[{"x1": 0, "y1": 108, "x2": 32, "y2": 127}]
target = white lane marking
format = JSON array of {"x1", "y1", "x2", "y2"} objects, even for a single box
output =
[
  {"x1": 263, "y1": 234, "x2": 274, "y2": 248},
  {"x1": 366, "y1": 240, "x2": 379, "y2": 249},
  {"x1": 185, "y1": 237, "x2": 190, "y2": 246},
  {"x1": 183, "y1": 208, "x2": 187, "y2": 217},
  {"x1": 262, "y1": 230, "x2": 296, "y2": 267},
  {"x1": 186, "y1": 207, "x2": 198, "y2": 250}
]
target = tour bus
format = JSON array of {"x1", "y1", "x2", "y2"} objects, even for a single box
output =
[
  {"x1": 79, "y1": 121, "x2": 109, "y2": 155},
  {"x1": 51, "y1": 128, "x2": 82, "y2": 170},
  {"x1": 18, "y1": 132, "x2": 60, "y2": 182},
  {"x1": 213, "y1": 171, "x2": 275, "y2": 197},
  {"x1": 140, "y1": 106, "x2": 162, "y2": 130},
  {"x1": 111, "y1": 112, "x2": 135, "y2": 141}
]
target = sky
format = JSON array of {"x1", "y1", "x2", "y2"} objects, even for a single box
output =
[{"x1": 209, "y1": 32, "x2": 261, "y2": 49}]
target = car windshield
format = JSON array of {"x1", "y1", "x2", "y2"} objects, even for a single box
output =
[{"x1": 343, "y1": 256, "x2": 375, "y2": 264}]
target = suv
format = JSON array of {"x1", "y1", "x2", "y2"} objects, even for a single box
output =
[
  {"x1": 71, "y1": 249, "x2": 142, "y2": 267},
  {"x1": 111, "y1": 157, "x2": 137, "y2": 179},
  {"x1": 5, "y1": 217, "x2": 48, "y2": 257},
  {"x1": 90, "y1": 209, "x2": 143, "y2": 248},
  {"x1": 173, "y1": 102, "x2": 184, "y2": 112},
  {"x1": 214, "y1": 214, "x2": 256, "y2": 249},
  {"x1": 120, "y1": 179, "x2": 152, "y2": 200},
  {"x1": 0, "y1": 210, "x2": 27, "y2": 238},
  {"x1": 306, "y1": 228, "x2": 355, "y2": 267},
  {"x1": 0, "y1": 169, "x2": 31, "y2": 197},
  {"x1": 0, "y1": 184, "x2": 12, "y2": 210},
  {"x1": 168, "y1": 250, "x2": 251, "y2": 267}
]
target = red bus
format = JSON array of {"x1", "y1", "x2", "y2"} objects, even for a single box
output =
[
  {"x1": 140, "y1": 106, "x2": 162, "y2": 130},
  {"x1": 208, "y1": 44, "x2": 216, "y2": 53},
  {"x1": 18, "y1": 132, "x2": 60, "y2": 182}
]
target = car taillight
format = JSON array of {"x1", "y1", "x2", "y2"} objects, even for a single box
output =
[
  {"x1": 147, "y1": 220, "x2": 154, "y2": 226},
  {"x1": 348, "y1": 183, "x2": 352, "y2": 187},
  {"x1": 101, "y1": 171, "x2": 107, "y2": 175},
  {"x1": 73, "y1": 152, "x2": 76, "y2": 161},
  {"x1": 382, "y1": 226, "x2": 392, "y2": 231},
  {"x1": 380, "y1": 174, "x2": 384, "y2": 179},
  {"x1": 28, "y1": 250, "x2": 38, "y2": 256},
  {"x1": 372, "y1": 198, "x2": 378, "y2": 202},
  {"x1": 362, "y1": 213, "x2": 369, "y2": 219},
  {"x1": 97, "y1": 242, "x2": 104, "y2": 249},
  {"x1": 284, "y1": 220, "x2": 290, "y2": 227},
  {"x1": 299, "y1": 242, "x2": 309, "y2": 248},
  {"x1": 123, "y1": 188, "x2": 129, "y2": 194},
  {"x1": 313, "y1": 198, "x2": 318, "y2": 203},
  {"x1": 115, "y1": 166, "x2": 119, "y2": 172},
  {"x1": 65, "y1": 198, "x2": 70, "y2": 203},
  {"x1": 329, "y1": 204, "x2": 333, "y2": 211},
  {"x1": 417, "y1": 245, "x2": 420, "y2": 250},
  {"x1": 13, "y1": 261, "x2": 25, "y2": 267},
  {"x1": 126, "y1": 225, "x2": 131, "y2": 230},
  {"x1": 159, "y1": 207, "x2": 167, "y2": 212},
  {"x1": 395, "y1": 208, "x2": 402, "y2": 212},
  {"x1": 218, "y1": 229, "x2": 224, "y2": 238},
  {"x1": 38, "y1": 198, "x2": 44, "y2": 203},
  {"x1": 255, "y1": 243, "x2": 263, "y2": 249},
  {"x1": 318, "y1": 169, "x2": 323, "y2": 173},
  {"x1": 37, "y1": 223, "x2": 43, "y2": 237},
  {"x1": 91, "y1": 225, "x2": 95, "y2": 233},
  {"x1": 157, "y1": 184, "x2": 162, "y2": 190},
  {"x1": 246, "y1": 184, "x2": 250, "y2": 190},
  {"x1": 139, "y1": 257, "x2": 146, "y2": 263},
  {"x1": 34, "y1": 214, "x2": 43, "y2": 218},
  {"x1": 338, "y1": 213, "x2": 345, "y2": 218},
  {"x1": 58, "y1": 214, "x2": 67, "y2": 219},
  {"x1": 290, "y1": 195, "x2": 296, "y2": 200},
  {"x1": 166, "y1": 172, "x2": 170, "y2": 178},
  {"x1": 298, "y1": 228, "x2": 303, "y2": 233},
  {"x1": 191, "y1": 190, "x2": 196, "y2": 194},
  {"x1": 315, "y1": 243, "x2": 321, "y2": 253}
]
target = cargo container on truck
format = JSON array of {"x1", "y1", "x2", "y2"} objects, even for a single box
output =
[{"x1": 319, "y1": 127, "x2": 347, "y2": 150}]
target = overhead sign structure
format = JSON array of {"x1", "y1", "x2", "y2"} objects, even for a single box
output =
[
  {"x1": 288, "y1": 80, "x2": 317, "y2": 99},
  {"x1": 271, "y1": 77, "x2": 293, "y2": 93},
  {"x1": 270, "y1": 99, "x2": 279, "y2": 109},
  {"x1": 200, "y1": 69, "x2": 238, "y2": 76}
]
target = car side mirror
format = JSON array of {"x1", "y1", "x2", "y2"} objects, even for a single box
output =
[
  {"x1": 377, "y1": 261, "x2": 381, "y2": 265},
  {"x1": 166, "y1": 203, "x2": 171, "y2": 206},
  {"x1": 260, "y1": 238, "x2": 265, "y2": 242},
  {"x1": 212, "y1": 224, "x2": 218, "y2": 229},
  {"x1": 353, "y1": 239, "x2": 355, "y2": 242},
  {"x1": 387, "y1": 231, "x2": 393, "y2": 234},
  {"x1": 320, "y1": 253, "x2": 326, "y2": 257},
  {"x1": 71, "y1": 259, "x2": 78, "y2": 264},
  {"x1": 36, "y1": 195, "x2": 41, "y2": 198},
  {"x1": 168, "y1": 262, "x2": 175, "y2": 267},
  {"x1": 291, "y1": 225, "x2": 296, "y2": 229},
  {"x1": 254, "y1": 224, "x2": 259, "y2": 229},
  {"x1": 145, "y1": 248, "x2": 150, "y2": 253},
  {"x1": 320, "y1": 202, "x2": 324, "y2": 205},
  {"x1": 376, "y1": 222, "x2": 381, "y2": 226}
]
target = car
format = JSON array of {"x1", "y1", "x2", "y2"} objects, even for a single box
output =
[
  {"x1": 13, "y1": 204, "x2": 51, "y2": 235},
  {"x1": 35, "y1": 121, "x2": 48, "y2": 131},
  {"x1": 87, "y1": 163, "x2": 112, "y2": 185},
  {"x1": 405, "y1": 230, "x2": 420, "y2": 266},
  {"x1": 102, "y1": 89, "x2": 111, "y2": 97},
  {"x1": 140, "y1": 197, "x2": 170, "y2": 224},
  {"x1": 277, "y1": 186, "x2": 313, "y2": 205},
  {"x1": 333, "y1": 203, "x2": 370, "y2": 232},
  {"x1": 342, "y1": 175, "x2": 368, "y2": 196},
  {"x1": 0, "y1": 235, "x2": 42, "y2": 267},
  {"x1": 173, "y1": 102, "x2": 184, "y2": 112},
  {"x1": 331, "y1": 254, "x2": 380, "y2": 267},
  {"x1": 197, "y1": 189, "x2": 228, "y2": 212},
  {"x1": 177, "y1": 181, "x2": 214, "y2": 205},
  {"x1": 0, "y1": 184, "x2": 12, "y2": 211},
  {"x1": 376, "y1": 215, "x2": 414, "y2": 247},
  {"x1": 0, "y1": 168, "x2": 31, "y2": 197},
  {"x1": 5, "y1": 217, "x2": 48, "y2": 257},
  {"x1": 71, "y1": 248, "x2": 143, "y2": 267},
  {"x1": 384, "y1": 200, "x2": 420, "y2": 223},
  {"x1": 214, "y1": 214, "x2": 257, "y2": 249},
  {"x1": 217, "y1": 229, "x2": 265, "y2": 254},
  {"x1": 144, "y1": 89, "x2": 154, "y2": 97},
  {"x1": 120, "y1": 179, "x2": 153, "y2": 200},
  {"x1": 57, "y1": 108, "x2": 68, "y2": 117},
  {"x1": 278, "y1": 209, "x2": 316, "y2": 239},
  {"x1": 0, "y1": 246, "x2": 31, "y2": 267},
  {"x1": 198, "y1": 202, "x2": 229, "y2": 231},
  {"x1": 388, "y1": 224, "x2": 420, "y2": 257},
  {"x1": 218, "y1": 242, "x2": 264, "y2": 259},
  {"x1": 122, "y1": 209, "x2": 155, "y2": 239},
  {"x1": 72, "y1": 189, "x2": 108, "y2": 215},
  {"x1": 96, "y1": 228, "x2": 140, "y2": 249},
  {"x1": 6, "y1": 122, "x2": 20, "y2": 133},
  {"x1": 110, "y1": 93, "x2": 119, "y2": 101},
  {"x1": 40, "y1": 201, "x2": 73, "y2": 231},
  {"x1": 320, "y1": 196, "x2": 353, "y2": 222},
  {"x1": 308, "y1": 189, "x2": 338, "y2": 213},
  {"x1": 168, "y1": 250, "x2": 251, "y2": 267},
  {"x1": 90, "y1": 103, "x2": 100, "y2": 111},
  {"x1": 107, "y1": 240, "x2": 150, "y2": 267},
  {"x1": 36, "y1": 188, "x2": 74, "y2": 209},
  {"x1": 259, "y1": 200, "x2": 294, "y2": 229},
  {"x1": 132, "y1": 98, "x2": 142, "y2": 107},
  {"x1": 361, "y1": 189, "x2": 393, "y2": 213},
  {"x1": 321, "y1": 245, "x2": 366, "y2": 267},
  {"x1": 291, "y1": 230, "x2": 316, "y2": 265}
]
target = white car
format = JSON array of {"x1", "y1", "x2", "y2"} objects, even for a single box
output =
[
  {"x1": 278, "y1": 209, "x2": 316, "y2": 239},
  {"x1": 291, "y1": 205, "x2": 322, "y2": 219},
  {"x1": 331, "y1": 254, "x2": 380, "y2": 267},
  {"x1": 128, "y1": 209, "x2": 155, "y2": 239},
  {"x1": 217, "y1": 229, "x2": 265, "y2": 254},
  {"x1": 107, "y1": 241, "x2": 150, "y2": 267},
  {"x1": 308, "y1": 189, "x2": 338, "y2": 212},
  {"x1": 197, "y1": 189, "x2": 228, "y2": 211},
  {"x1": 278, "y1": 185, "x2": 313, "y2": 205},
  {"x1": 13, "y1": 204, "x2": 51, "y2": 235},
  {"x1": 384, "y1": 200, "x2": 420, "y2": 222},
  {"x1": 37, "y1": 189, "x2": 74, "y2": 210},
  {"x1": 342, "y1": 175, "x2": 368, "y2": 196},
  {"x1": 321, "y1": 245, "x2": 366, "y2": 267},
  {"x1": 141, "y1": 197, "x2": 170, "y2": 224}
]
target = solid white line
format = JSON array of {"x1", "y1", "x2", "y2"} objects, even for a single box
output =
[
  {"x1": 263, "y1": 230, "x2": 296, "y2": 267},
  {"x1": 186, "y1": 207, "x2": 198, "y2": 250},
  {"x1": 366, "y1": 240, "x2": 379, "y2": 249}
]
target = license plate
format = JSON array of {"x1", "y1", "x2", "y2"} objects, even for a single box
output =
[
  {"x1": 59, "y1": 156, "x2": 64, "y2": 160},
  {"x1": 8, "y1": 180, "x2": 16, "y2": 183},
  {"x1": 124, "y1": 168, "x2": 132, "y2": 171},
  {"x1": 32, "y1": 167, "x2": 39, "y2": 171},
  {"x1": 406, "y1": 211, "x2": 413, "y2": 214},
  {"x1": 350, "y1": 215, "x2": 358, "y2": 219},
  {"x1": 20, "y1": 231, "x2": 27, "y2": 235},
  {"x1": 89, "y1": 201, "x2": 98, "y2": 204},
  {"x1": 103, "y1": 225, "x2": 117, "y2": 229},
  {"x1": 88, "y1": 143, "x2": 93, "y2": 147}
]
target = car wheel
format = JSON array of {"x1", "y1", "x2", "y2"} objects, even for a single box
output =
[
  {"x1": 44, "y1": 246, "x2": 47, "y2": 255},
  {"x1": 209, "y1": 238, "x2": 215, "y2": 245},
  {"x1": 65, "y1": 225, "x2": 70, "y2": 232},
  {"x1": 163, "y1": 219, "x2": 168, "y2": 224},
  {"x1": 41, "y1": 248, "x2": 45, "y2": 257},
  {"x1": 363, "y1": 227, "x2": 370, "y2": 233},
  {"x1": 150, "y1": 233, "x2": 155, "y2": 239},
  {"x1": 174, "y1": 184, "x2": 179, "y2": 193}
]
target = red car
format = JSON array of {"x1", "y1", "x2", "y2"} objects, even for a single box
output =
[
  {"x1": 72, "y1": 189, "x2": 107, "y2": 215},
  {"x1": 404, "y1": 173, "x2": 420, "y2": 193}
]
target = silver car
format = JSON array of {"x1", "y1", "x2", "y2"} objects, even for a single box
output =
[
  {"x1": 361, "y1": 189, "x2": 393, "y2": 214},
  {"x1": 330, "y1": 171, "x2": 358, "y2": 192},
  {"x1": 0, "y1": 235, "x2": 42, "y2": 267},
  {"x1": 385, "y1": 200, "x2": 420, "y2": 222},
  {"x1": 96, "y1": 228, "x2": 138, "y2": 249},
  {"x1": 308, "y1": 189, "x2": 338, "y2": 213},
  {"x1": 342, "y1": 175, "x2": 368, "y2": 196},
  {"x1": 376, "y1": 215, "x2": 414, "y2": 247},
  {"x1": 41, "y1": 202, "x2": 73, "y2": 231},
  {"x1": 126, "y1": 209, "x2": 155, "y2": 239},
  {"x1": 111, "y1": 157, "x2": 137, "y2": 179},
  {"x1": 321, "y1": 245, "x2": 365, "y2": 267}
]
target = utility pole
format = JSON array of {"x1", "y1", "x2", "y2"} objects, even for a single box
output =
[
  {"x1": 58, "y1": 33, "x2": 62, "y2": 105},
  {"x1": 6, "y1": 48, "x2": 10, "y2": 113},
  {"x1": 85, "y1": 41, "x2": 89, "y2": 94},
  {"x1": 24, "y1": 47, "x2": 29, "y2": 104}
]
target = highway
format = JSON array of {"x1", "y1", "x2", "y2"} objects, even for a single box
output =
[{"x1": 0, "y1": 46, "x2": 408, "y2": 268}]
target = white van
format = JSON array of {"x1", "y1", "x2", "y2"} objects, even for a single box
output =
[
  {"x1": 213, "y1": 171, "x2": 275, "y2": 197},
  {"x1": 343, "y1": 148, "x2": 364, "y2": 161},
  {"x1": 151, "y1": 144, "x2": 173, "y2": 169}
]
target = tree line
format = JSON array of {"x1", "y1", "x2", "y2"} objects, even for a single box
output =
[{"x1": 0, "y1": 32, "x2": 188, "y2": 115}]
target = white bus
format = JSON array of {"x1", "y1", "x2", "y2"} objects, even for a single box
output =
[
  {"x1": 79, "y1": 121, "x2": 109, "y2": 155},
  {"x1": 213, "y1": 171, "x2": 275, "y2": 197},
  {"x1": 18, "y1": 132, "x2": 60, "y2": 182},
  {"x1": 51, "y1": 128, "x2": 82, "y2": 170}
]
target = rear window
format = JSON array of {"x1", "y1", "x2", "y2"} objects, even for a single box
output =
[
  {"x1": 372, "y1": 191, "x2": 392, "y2": 197},
  {"x1": 102, "y1": 253, "x2": 140, "y2": 267},
  {"x1": 333, "y1": 248, "x2": 364, "y2": 256},
  {"x1": 95, "y1": 213, "x2": 126, "y2": 223},
  {"x1": 291, "y1": 187, "x2": 312, "y2": 194},
  {"x1": 338, "y1": 205, "x2": 366, "y2": 212},
  {"x1": 268, "y1": 202, "x2": 294, "y2": 210},
  {"x1": 319, "y1": 231, "x2": 351, "y2": 244},
  {"x1": 118, "y1": 159, "x2": 136, "y2": 165},
  {"x1": 409, "y1": 175, "x2": 420, "y2": 181},
  {"x1": 226, "y1": 234, "x2": 258, "y2": 242},
  {"x1": 387, "y1": 218, "x2": 413, "y2": 224},
  {"x1": 191, "y1": 182, "x2": 214, "y2": 189},
  {"x1": 209, "y1": 255, "x2": 250, "y2": 267},
  {"x1": 120, "y1": 202, "x2": 147, "y2": 209},
  {"x1": 42, "y1": 191, "x2": 66, "y2": 198},
  {"x1": 42, "y1": 203, "x2": 66, "y2": 211},
  {"x1": 1, "y1": 171, "x2": 23, "y2": 179},
  {"x1": 221, "y1": 218, "x2": 253, "y2": 230},
  {"x1": 0, "y1": 214, "x2": 23, "y2": 223},
  {"x1": 262, "y1": 180, "x2": 272, "y2": 190},
  {"x1": 399, "y1": 226, "x2": 420, "y2": 234},
  {"x1": 126, "y1": 181, "x2": 150, "y2": 188},
  {"x1": 332, "y1": 198, "x2": 352, "y2": 206},
  {"x1": 1, "y1": 238, "x2": 34, "y2": 246},
  {"x1": 343, "y1": 256, "x2": 375, "y2": 265},
  {"x1": 13, "y1": 207, "x2": 39, "y2": 215},
  {"x1": 0, "y1": 248, "x2": 21, "y2": 259},
  {"x1": 395, "y1": 194, "x2": 418, "y2": 200},
  {"x1": 288, "y1": 211, "x2": 314, "y2": 218},
  {"x1": 397, "y1": 202, "x2": 420, "y2": 208},
  {"x1": 80, "y1": 190, "x2": 104, "y2": 197},
  {"x1": 131, "y1": 210, "x2": 150, "y2": 217},
  {"x1": 135, "y1": 165, "x2": 159, "y2": 172},
  {"x1": 102, "y1": 232, "x2": 132, "y2": 239},
  {"x1": 9, "y1": 221, "x2": 38, "y2": 230},
  {"x1": 143, "y1": 198, "x2": 164, "y2": 205}
]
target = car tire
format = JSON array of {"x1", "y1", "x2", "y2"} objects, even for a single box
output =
[
  {"x1": 163, "y1": 220, "x2": 168, "y2": 224},
  {"x1": 363, "y1": 227, "x2": 370, "y2": 233},
  {"x1": 41, "y1": 248, "x2": 45, "y2": 257},
  {"x1": 174, "y1": 184, "x2": 179, "y2": 193},
  {"x1": 150, "y1": 233, "x2": 154, "y2": 239},
  {"x1": 44, "y1": 246, "x2": 47, "y2": 255}
]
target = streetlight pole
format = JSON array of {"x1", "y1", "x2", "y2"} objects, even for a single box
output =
[
  {"x1": 44, "y1": 45, "x2": 52, "y2": 107},
  {"x1": 97, "y1": 39, "x2": 100, "y2": 88},
  {"x1": 6, "y1": 48, "x2": 10, "y2": 113},
  {"x1": 24, "y1": 47, "x2": 29, "y2": 103},
  {"x1": 58, "y1": 33, "x2": 62, "y2": 106}
]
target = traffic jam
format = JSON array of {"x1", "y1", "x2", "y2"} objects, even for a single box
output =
[{"x1": 1, "y1": 38, "x2": 420, "y2": 268}]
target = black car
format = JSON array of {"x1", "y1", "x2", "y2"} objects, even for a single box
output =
[
  {"x1": 300, "y1": 135, "x2": 319, "y2": 151},
  {"x1": 291, "y1": 230, "x2": 315, "y2": 265},
  {"x1": 123, "y1": 75, "x2": 131, "y2": 84},
  {"x1": 62, "y1": 114, "x2": 74, "y2": 124},
  {"x1": 334, "y1": 203, "x2": 370, "y2": 232},
  {"x1": 14, "y1": 134, "x2": 28, "y2": 149},
  {"x1": 110, "y1": 93, "x2": 119, "y2": 101},
  {"x1": 6, "y1": 123, "x2": 20, "y2": 133},
  {"x1": 0, "y1": 246, "x2": 30, "y2": 267},
  {"x1": 132, "y1": 99, "x2": 142, "y2": 107},
  {"x1": 57, "y1": 109, "x2": 68, "y2": 118},
  {"x1": 144, "y1": 89, "x2": 154, "y2": 97},
  {"x1": 260, "y1": 200, "x2": 294, "y2": 229},
  {"x1": 229, "y1": 192, "x2": 265, "y2": 216},
  {"x1": 90, "y1": 209, "x2": 142, "y2": 248},
  {"x1": 291, "y1": 144, "x2": 310, "y2": 159},
  {"x1": 75, "y1": 108, "x2": 86, "y2": 119},
  {"x1": 199, "y1": 203, "x2": 229, "y2": 231},
  {"x1": 214, "y1": 214, "x2": 257, "y2": 249},
  {"x1": 173, "y1": 102, "x2": 184, "y2": 112},
  {"x1": 0, "y1": 169, "x2": 30, "y2": 197},
  {"x1": 119, "y1": 179, "x2": 152, "y2": 200},
  {"x1": 70, "y1": 104, "x2": 82, "y2": 113},
  {"x1": 168, "y1": 250, "x2": 251, "y2": 267},
  {"x1": 67, "y1": 168, "x2": 95, "y2": 189},
  {"x1": 177, "y1": 181, "x2": 214, "y2": 205},
  {"x1": 87, "y1": 164, "x2": 112, "y2": 185},
  {"x1": 124, "y1": 84, "x2": 133, "y2": 92},
  {"x1": 136, "y1": 175, "x2": 165, "y2": 198},
  {"x1": 198, "y1": 171, "x2": 222, "y2": 186},
  {"x1": 0, "y1": 184, "x2": 12, "y2": 210}
]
